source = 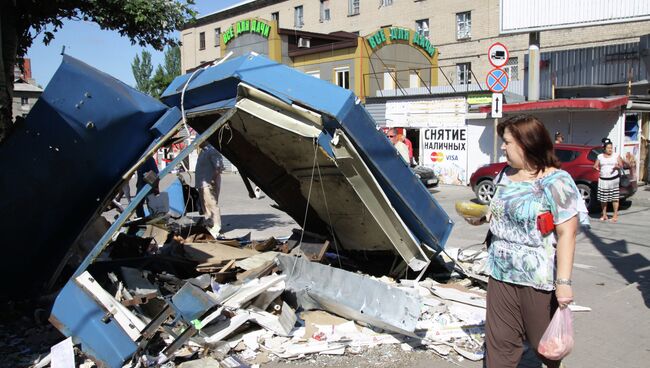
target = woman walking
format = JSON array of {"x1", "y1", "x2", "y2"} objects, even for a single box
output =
[
  {"x1": 593, "y1": 138, "x2": 625, "y2": 222},
  {"x1": 465, "y1": 115, "x2": 588, "y2": 367}
]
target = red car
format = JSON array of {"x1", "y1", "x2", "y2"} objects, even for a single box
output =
[{"x1": 469, "y1": 144, "x2": 637, "y2": 210}]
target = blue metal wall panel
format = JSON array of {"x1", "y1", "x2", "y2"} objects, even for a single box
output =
[
  {"x1": 0, "y1": 56, "x2": 173, "y2": 295},
  {"x1": 50, "y1": 281, "x2": 138, "y2": 368}
]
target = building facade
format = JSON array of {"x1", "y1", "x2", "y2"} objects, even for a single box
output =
[
  {"x1": 12, "y1": 58, "x2": 42, "y2": 121},
  {"x1": 182, "y1": 0, "x2": 650, "y2": 97},
  {"x1": 180, "y1": 0, "x2": 650, "y2": 184}
]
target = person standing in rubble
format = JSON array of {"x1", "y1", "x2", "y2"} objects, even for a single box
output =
[
  {"x1": 387, "y1": 128, "x2": 410, "y2": 163},
  {"x1": 465, "y1": 115, "x2": 588, "y2": 367},
  {"x1": 195, "y1": 142, "x2": 225, "y2": 238}
]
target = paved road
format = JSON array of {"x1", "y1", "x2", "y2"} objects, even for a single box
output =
[{"x1": 209, "y1": 173, "x2": 650, "y2": 368}]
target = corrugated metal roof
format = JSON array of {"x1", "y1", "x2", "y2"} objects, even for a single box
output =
[{"x1": 537, "y1": 42, "x2": 647, "y2": 99}]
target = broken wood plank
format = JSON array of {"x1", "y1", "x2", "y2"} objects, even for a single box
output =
[
  {"x1": 220, "y1": 259, "x2": 237, "y2": 273},
  {"x1": 251, "y1": 237, "x2": 277, "y2": 252},
  {"x1": 292, "y1": 240, "x2": 329, "y2": 262},
  {"x1": 236, "y1": 260, "x2": 276, "y2": 282},
  {"x1": 235, "y1": 252, "x2": 279, "y2": 271},
  {"x1": 183, "y1": 242, "x2": 258, "y2": 268}
]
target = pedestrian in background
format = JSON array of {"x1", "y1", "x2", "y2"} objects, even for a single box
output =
[
  {"x1": 593, "y1": 138, "x2": 625, "y2": 222},
  {"x1": 466, "y1": 115, "x2": 588, "y2": 368},
  {"x1": 400, "y1": 132, "x2": 414, "y2": 165},
  {"x1": 195, "y1": 142, "x2": 225, "y2": 238},
  {"x1": 387, "y1": 128, "x2": 410, "y2": 163},
  {"x1": 554, "y1": 131, "x2": 564, "y2": 144}
]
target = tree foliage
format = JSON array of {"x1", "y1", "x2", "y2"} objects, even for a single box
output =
[
  {"x1": 132, "y1": 46, "x2": 181, "y2": 98},
  {"x1": 0, "y1": 0, "x2": 196, "y2": 142},
  {"x1": 131, "y1": 50, "x2": 153, "y2": 94}
]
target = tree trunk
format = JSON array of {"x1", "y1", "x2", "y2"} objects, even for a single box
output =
[{"x1": 0, "y1": 1, "x2": 18, "y2": 143}]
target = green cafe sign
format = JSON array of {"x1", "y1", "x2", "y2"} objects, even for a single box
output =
[
  {"x1": 366, "y1": 27, "x2": 436, "y2": 57},
  {"x1": 222, "y1": 19, "x2": 271, "y2": 45}
]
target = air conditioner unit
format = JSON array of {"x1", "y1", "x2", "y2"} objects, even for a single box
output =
[{"x1": 298, "y1": 37, "x2": 311, "y2": 48}]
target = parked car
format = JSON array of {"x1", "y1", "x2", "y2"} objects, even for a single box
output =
[
  {"x1": 469, "y1": 144, "x2": 637, "y2": 210},
  {"x1": 413, "y1": 165, "x2": 439, "y2": 188}
]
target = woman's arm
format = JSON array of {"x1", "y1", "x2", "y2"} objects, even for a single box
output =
[
  {"x1": 593, "y1": 157, "x2": 600, "y2": 171},
  {"x1": 555, "y1": 216, "x2": 578, "y2": 308}
]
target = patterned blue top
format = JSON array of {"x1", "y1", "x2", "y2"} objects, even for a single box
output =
[{"x1": 487, "y1": 169, "x2": 589, "y2": 291}]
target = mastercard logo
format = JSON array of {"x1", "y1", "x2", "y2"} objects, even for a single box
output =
[{"x1": 430, "y1": 151, "x2": 444, "y2": 162}]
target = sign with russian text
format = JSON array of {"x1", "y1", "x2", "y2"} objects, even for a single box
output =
[
  {"x1": 223, "y1": 18, "x2": 271, "y2": 45},
  {"x1": 366, "y1": 27, "x2": 436, "y2": 57},
  {"x1": 420, "y1": 127, "x2": 468, "y2": 185}
]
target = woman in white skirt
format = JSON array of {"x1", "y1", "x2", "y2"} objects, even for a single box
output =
[{"x1": 593, "y1": 138, "x2": 625, "y2": 222}]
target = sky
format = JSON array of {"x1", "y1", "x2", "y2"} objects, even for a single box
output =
[{"x1": 26, "y1": 0, "x2": 243, "y2": 89}]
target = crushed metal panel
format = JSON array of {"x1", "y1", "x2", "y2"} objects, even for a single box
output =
[
  {"x1": 329, "y1": 129, "x2": 429, "y2": 270},
  {"x1": 276, "y1": 255, "x2": 422, "y2": 335},
  {"x1": 171, "y1": 283, "x2": 219, "y2": 322},
  {"x1": 164, "y1": 53, "x2": 453, "y2": 268},
  {"x1": 0, "y1": 55, "x2": 176, "y2": 296},
  {"x1": 49, "y1": 280, "x2": 138, "y2": 368}
]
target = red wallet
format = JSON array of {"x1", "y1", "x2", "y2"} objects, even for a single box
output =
[{"x1": 537, "y1": 211, "x2": 555, "y2": 236}]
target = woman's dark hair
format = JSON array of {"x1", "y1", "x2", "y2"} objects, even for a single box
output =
[
  {"x1": 497, "y1": 115, "x2": 560, "y2": 173},
  {"x1": 602, "y1": 137, "x2": 613, "y2": 148}
]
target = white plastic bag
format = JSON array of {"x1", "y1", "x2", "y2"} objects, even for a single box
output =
[{"x1": 538, "y1": 307, "x2": 574, "y2": 360}]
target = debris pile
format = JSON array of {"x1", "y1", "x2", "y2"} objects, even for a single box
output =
[{"x1": 37, "y1": 225, "x2": 488, "y2": 368}]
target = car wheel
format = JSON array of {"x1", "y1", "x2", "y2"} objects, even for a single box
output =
[
  {"x1": 576, "y1": 183, "x2": 595, "y2": 211},
  {"x1": 475, "y1": 179, "x2": 495, "y2": 204}
]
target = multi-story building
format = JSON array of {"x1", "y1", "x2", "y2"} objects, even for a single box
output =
[
  {"x1": 180, "y1": 1, "x2": 650, "y2": 184},
  {"x1": 12, "y1": 58, "x2": 42, "y2": 121}
]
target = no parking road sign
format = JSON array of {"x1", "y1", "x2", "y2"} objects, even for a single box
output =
[{"x1": 486, "y1": 68, "x2": 509, "y2": 94}]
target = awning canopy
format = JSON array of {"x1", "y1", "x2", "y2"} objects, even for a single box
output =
[{"x1": 479, "y1": 96, "x2": 630, "y2": 114}]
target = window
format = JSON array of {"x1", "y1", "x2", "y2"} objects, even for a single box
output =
[
  {"x1": 348, "y1": 0, "x2": 360, "y2": 15},
  {"x1": 588, "y1": 148, "x2": 603, "y2": 162},
  {"x1": 409, "y1": 71, "x2": 420, "y2": 88},
  {"x1": 306, "y1": 70, "x2": 321, "y2": 79},
  {"x1": 383, "y1": 67, "x2": 396, "y2": 90},
  {"x1": 415, "y1": 19, "x2": 429, "y2": 37},
  {"x1": 456, "y1": 11, "x2": 471, "y2": 40},
  {"x1": 554, "y1": 149, "x2": 579, "y2": 163},
  {"x1": 456, "y1": 62, "x2": 471, "y2": 85},
  {"x1": 503, "y1": 57, "x2": 518, "y2": 81},
  {"x1": 335, "y1": 67, "x2": 350, "y2": 89},
  {"x1": 199, "y1": 32, "x2": 206, "y2": 50},
  {"x1": 271, "y1": 12, "x2": 279, "y2": 24},
  {"x1": 320, "y1": 0, "x2": 331, "y2": 21},
  {"x1": 20, "y1": 97, "x2": 28, "y2": 106},
  {"x1": 214, "y1": 28, "x2": 221, "y2": 47},
  {"x1": 381, "y1": 0, "x2": 393, "y2": 6},
  {"x1": 294, "y1": 6, "x2": 304, "y2": 28}
]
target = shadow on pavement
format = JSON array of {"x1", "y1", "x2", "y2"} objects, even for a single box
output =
[
  {"x1": 583, "y1": 228, "x2": 650, "y2": 308},
  {"x1": 221, "y1": 213, "x2": 291, "y2": 232}
]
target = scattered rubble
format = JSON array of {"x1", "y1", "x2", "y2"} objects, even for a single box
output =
[{"x1": 33, "y1": 222, "x2": 490, "y2": 368}]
